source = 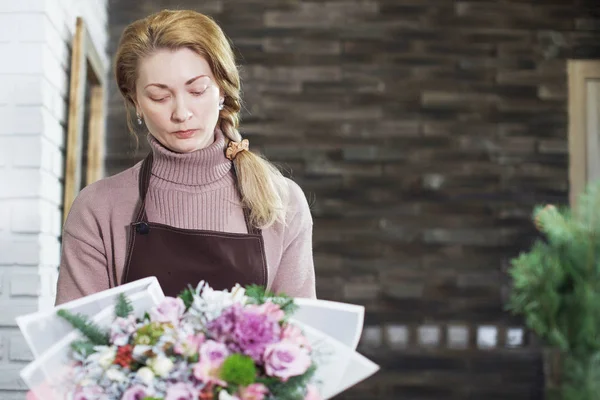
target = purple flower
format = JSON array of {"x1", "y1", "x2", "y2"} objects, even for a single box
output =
[
  {"x1": 207, "y1": 304, "x2": 241, "y2": 338},
  {"x1": 200, "y1": 340, "x2": 230, "y2": 364},
  {"x1": 165, "y1": 382, "x2": 198, "y2": 400},
  {"x1": 150, "y1": 297, "x2": 185, "y2": 325},
  {"x1": 208, "y1": 304, "x2": 280, "y2": 363},
  {"x1": 121, "y1": 385, "x2": 148, "y2": 400},
  {"x1": 264, "y1": 342, "x2": 311, "y2": 381}
]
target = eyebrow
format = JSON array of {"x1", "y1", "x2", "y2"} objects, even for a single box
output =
[{"x1": 144, "y1": 75, "x2": 208, "y2": 90}]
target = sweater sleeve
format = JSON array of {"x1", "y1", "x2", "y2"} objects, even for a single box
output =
[
  {"x1": 270, "y1": 180, "x2": 317, "y2": 299},
  {"x1": 55, "y1": 187, "x2": 110, "y2": 305}
]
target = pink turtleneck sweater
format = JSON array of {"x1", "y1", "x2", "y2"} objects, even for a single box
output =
[{"x1": 54, "y1": 131, "x2": 316, "y2": 305}]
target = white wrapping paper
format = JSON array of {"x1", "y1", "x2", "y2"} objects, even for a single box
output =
[{"x1": 17, "y1": 278, "x2": 379, "y2": 400}]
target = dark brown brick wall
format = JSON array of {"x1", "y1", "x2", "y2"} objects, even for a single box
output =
[{"x1": 106, "y1": 1, "x2": 600, "y2": 398}]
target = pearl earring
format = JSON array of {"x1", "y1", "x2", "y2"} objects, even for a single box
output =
[
  {"x1": 218, "y1": 103, "x2": 224, "y2": 111},
  {"x1": 136, "y1": 113, "x2": 142, "y2": 125}
]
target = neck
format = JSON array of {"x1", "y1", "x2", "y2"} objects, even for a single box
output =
[{"x1": 147, "y1": 129, "x2": 232, "y2": 186}]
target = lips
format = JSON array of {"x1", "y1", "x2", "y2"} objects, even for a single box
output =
[{"x1": 173, "y1": 129, "x2": 197, "y2": 139}]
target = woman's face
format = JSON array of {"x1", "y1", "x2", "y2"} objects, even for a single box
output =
[{"x1": 134, "y1": 47, "x2": 223, "y2": 153}]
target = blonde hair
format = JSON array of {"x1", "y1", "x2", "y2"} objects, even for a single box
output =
[{"x1": 114, "y1": 9, "x2": 288, "y2": 228}]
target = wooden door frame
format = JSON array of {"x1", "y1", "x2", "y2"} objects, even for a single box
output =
[
  {"x1": 568, "y1": 60, "x2": 600, "y2": 207},
  {"x1": 63, "y1": 17, "x2": 106, "y2": 223}
]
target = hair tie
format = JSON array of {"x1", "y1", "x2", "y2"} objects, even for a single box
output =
[{"x1": 226, "y1": 139, "x2": 249, "y2": 160}]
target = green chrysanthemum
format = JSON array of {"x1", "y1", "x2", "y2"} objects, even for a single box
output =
[{"x1": 220, "y1": 354, "x2": 256, "y2": 386}]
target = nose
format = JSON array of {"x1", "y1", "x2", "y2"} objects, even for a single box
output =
[{"x1": 171, "y1": 98, "x2": 192, "y2": 123}]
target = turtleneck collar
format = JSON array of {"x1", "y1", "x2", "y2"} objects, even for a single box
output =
[{"x1": 147, "y1": 129, "x2": 232, "y2": 186}]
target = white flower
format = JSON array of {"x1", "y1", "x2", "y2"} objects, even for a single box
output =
[
  {"x1": 219, "y1": 390, "x2": 240, "y2": 400},
  {"x1": 148, "y1": 355, "x2": 174, "y2": 377},
  {"x1": 190, "y1": 281, "x2": 248, "y2": 322},
  {"x1": 90, "y1": 346, "x2": 117, "y2": 370},
  {"x1": 136, "y1": 367, "x2": 155, "y2": 385},
  {"x1": 229, "y1": 283, "x2": 247, "y2": 303},
  {"x1": 133, "y1": 344, "x2": 152, "y2": 360},
  {"x1": 105, "y1": 368, "x2": 127, "y2": 382}
]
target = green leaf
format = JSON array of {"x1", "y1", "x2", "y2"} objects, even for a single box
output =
[
  {"x1": 178, "y1": 287, "x2": 195, "y2": 311},
  {"x1": 245, "y1": 284, "x2": 269, "y2": 304}
]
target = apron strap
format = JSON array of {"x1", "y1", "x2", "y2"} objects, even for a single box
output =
[
  {"x1": 134, "y1": 152, "x2": 261, "y2": 235},
  {"x1": 135, "y1": 153, "x2": 153, "y2": 223}
]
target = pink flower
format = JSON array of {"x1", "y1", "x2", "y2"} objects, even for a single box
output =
[
  {"x1": 165, "y1": 382, "x2": 198, "y2": 400},
  {"x1": 150, "y1": 297, "x2": 185, "y2": 325},
  {"x1": 174, "y1": 333, "x2": 205, "y2": 357},
  {"x1": 193, "y1": 340, "x2": 230, "y2": 385},
  {"x1": 264, "y1": 342, "x2": 311, "y2": 381},
  {"x1": 239, "y1": 383, "x2": 269, "y2": 400},
  {"x1": 281, "y1": 324, "x2": 311, "y2": 351},
  {"x1": 304, "y1": 384, "x2": 322, "y2": 400},
  {"x1": 72, "y1": 385, "x2": 105, "y2": 400},
  {"x1": 121, "y1": 385, "x2": 148, "y2": 400},
  {"x1": 253, "y1": 301, "x2": 285, "y2": 322},
  {"x1": 193, "y1": 360, "x2": 227, "y2": 386}
]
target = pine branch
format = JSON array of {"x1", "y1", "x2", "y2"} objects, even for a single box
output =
[
  {"x1": 57, "y1": 309, "x2": 109, "y2": 346},
  {"x1": 115, "y1": 293, "x2": 133, "y2": 318},
  {"x1": 70, "y1": 339, "x2": 97, "y2": 358}
]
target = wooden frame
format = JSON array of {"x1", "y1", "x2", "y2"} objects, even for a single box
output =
[
  {"x1": 567, "y1": 60, "x2": 600, "y2": 207},
  {"x1": 63, "y1": 17, "x2": 106, "y2": 223}
]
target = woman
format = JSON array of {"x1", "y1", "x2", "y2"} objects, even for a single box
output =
[{"x1": 55, "y1": 9, "x2": 316, "y2": 304}]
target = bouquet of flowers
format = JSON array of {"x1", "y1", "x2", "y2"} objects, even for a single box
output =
[{"x1": 18, "y1": 279, "x2": 378, "y2": 400}]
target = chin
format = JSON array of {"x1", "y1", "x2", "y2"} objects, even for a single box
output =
[{"x1": 169, "y1": 132, "x2": 212, "y2": 153}]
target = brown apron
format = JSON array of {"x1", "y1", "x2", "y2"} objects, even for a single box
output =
[{"x1": 118, "y1": 153, "x2": 268, "y2": 297}]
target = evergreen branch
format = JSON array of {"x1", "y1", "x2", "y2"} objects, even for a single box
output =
[
  {"x1": 114, "y1": 293, "x2": 133, "y2": 318},
  {"x1": 70, "y1": 339, "x2": 97, "y2": 358},
  {"x1": 57, "y1": 309, "x2": 109, "y2": 346}
]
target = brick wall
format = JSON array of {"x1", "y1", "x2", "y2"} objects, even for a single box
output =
[
  {"x1": 106, "y1": 1, "x2": 600, "y2": 399},
  {"x1": 0, "y1": 1, "x2": 108, "y2": 398}
]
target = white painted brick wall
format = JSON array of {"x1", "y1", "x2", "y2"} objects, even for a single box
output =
[{"x1": 0, "y1": 0, "x2": 108, "y2": 395}]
